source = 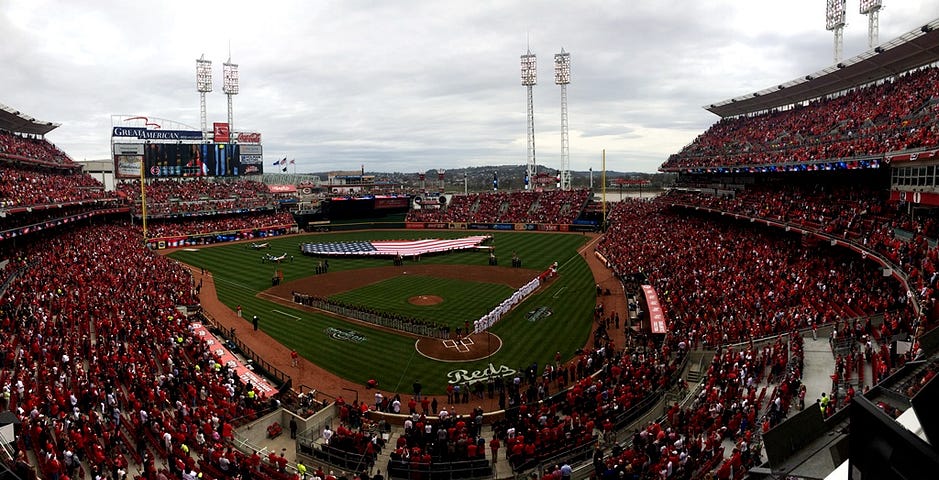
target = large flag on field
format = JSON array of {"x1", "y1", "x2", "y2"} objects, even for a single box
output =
[{"x1": 300, "y1": 235, "x2": 491, "y2": 257}]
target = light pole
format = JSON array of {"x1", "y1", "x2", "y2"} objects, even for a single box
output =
[
  {"x1": 826, "y1": 0, "x2": 847, "y2": 63},
  {"x1": 521, "y1": 49, "x2": 537, "y2": 189},
  {"x1": 860, "y1": 0, "x2": 883, "y2": 49},
  {"x1": 555, "y1": 49, "x2": 572, "y2": 190},
  {"x1": 223, "y1": 57, "x2": 239, "y2": 136},
  {"x1": 195, "y1": 55, "x2": 213, "y2": 136}
]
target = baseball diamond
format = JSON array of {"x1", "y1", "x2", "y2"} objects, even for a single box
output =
[{"x1": 169, "y1": 229, "x2": 599, "y2": 396}]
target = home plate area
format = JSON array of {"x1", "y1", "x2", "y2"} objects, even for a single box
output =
[
  {"x1": 415, "y1": 331, "x2": 502, "y2": 362},
  {"x1": 443, "y1": 336, "x2": 475, "y2": 352}
]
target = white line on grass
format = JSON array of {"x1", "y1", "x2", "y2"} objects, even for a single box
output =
[
  {"x1": 212, "y1": 277, "x2": 257, "y2": 292},
  {"x1": 552, "y1": 286, "x2": 568, "y2": 298},
  {"x1": 272, "y1": 309, "x2": 301, "y2": 320}
]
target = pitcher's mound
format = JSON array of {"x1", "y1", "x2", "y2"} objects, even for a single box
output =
[{"x1": 408, "y1": 295, "x2": 443, "y2": 306}]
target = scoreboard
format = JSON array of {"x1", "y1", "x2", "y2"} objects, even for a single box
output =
[{"x1": 111, "y1": 121, "x2": 264, "y2": 179}]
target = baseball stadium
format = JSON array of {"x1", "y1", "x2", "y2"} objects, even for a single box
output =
[{"x1": 3, "y1": 5, "x2": 939, "y2": 480}]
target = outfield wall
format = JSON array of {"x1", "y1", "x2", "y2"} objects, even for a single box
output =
[{"x1": 405, "y1": 221, "x2": 597, "y2": 232}]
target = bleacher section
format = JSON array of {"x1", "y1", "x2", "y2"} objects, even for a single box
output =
[{"x1": 662, "y1": 66, "x2": 939, "y2": 171}]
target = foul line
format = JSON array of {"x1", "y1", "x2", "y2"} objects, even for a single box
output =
[
  {"x1": 213, "y1": 276, "x2": 258, "y2": 293},
  {"x1": 552, "y1": 286, "x2": 568, "y2": 299},
  {"x1": 272, "y1": 309, "x2": 300, "y2": 320}
]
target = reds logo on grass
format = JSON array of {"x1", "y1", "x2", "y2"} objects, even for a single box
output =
[
  {"x1": 324, "y1": 327, "x2": 367, "y2": 343},
  {"x1": 447, "y1": 363, "x2": 516, "y2": 384}
]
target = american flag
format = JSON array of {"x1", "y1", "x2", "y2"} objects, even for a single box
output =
[{"x1": 300, "y1": 235, "x2": 491, "y2": 256}]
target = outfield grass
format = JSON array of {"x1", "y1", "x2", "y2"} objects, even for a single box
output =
[
  {"x1": 329, "y1": 275, "x2": 515, "y2": 330},
  {"x1": 169, "y1": 230, "x2": 597, "y2": 394}
]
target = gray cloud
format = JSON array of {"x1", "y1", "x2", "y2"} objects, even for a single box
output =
[{"x1": 1, "y1": 0, "x2": 935, "y2": 172}]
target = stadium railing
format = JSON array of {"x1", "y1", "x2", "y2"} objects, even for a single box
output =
[{"x1": 387, "y1": 457, "x2": 493, "y2": 480}]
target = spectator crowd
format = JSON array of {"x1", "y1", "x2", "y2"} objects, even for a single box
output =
[
  {"x1": 662, "y1": 66, "x2": 939, "y2": 171},
  {"x1": 406, "y1": 189, "x2": 590, "y2": 225}
]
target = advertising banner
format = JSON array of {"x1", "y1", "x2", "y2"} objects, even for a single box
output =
[
  {"x1": 237, "y1": 132, "x2": 262, "y2": 143},
  {"x1": 268, "y1": 185, "x2": 297, "y2": 194},
  {"x1": 113, "y1": 143, "x2": 144, "y2": 155},
  {"x1": 112, "y1": 127, "x2": 204, "y2": 141},
  {"x1": 239, "y1": 144, "x2": 263, "y2": 155},
  {"x1": 642, "y1": 285, "x2": 667, "y2": 335},
  {"x1": 374, "y1": 197, "x2": 409, "y2": 210},
  {"x1": 115, "y1": 155, "x2": 142, "y2": 178},
  {"x1": 213, "y1": 122, "x2": 230, "y2": 143}
]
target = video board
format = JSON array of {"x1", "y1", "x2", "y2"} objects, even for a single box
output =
[{"x1": 113, "y1": 143, "x2": 264, "y2": 179}]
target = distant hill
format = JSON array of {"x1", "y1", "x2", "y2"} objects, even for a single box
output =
[{"x1": 307, "y1": 165, "x2": 675, "y2": 193}]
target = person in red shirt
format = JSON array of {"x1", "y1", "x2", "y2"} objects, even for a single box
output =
[{"x1": 489, "y1": 437, "x2": 500, "y2": 464}]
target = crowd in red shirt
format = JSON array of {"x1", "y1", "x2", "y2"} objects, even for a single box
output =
[
  {"x1": 0, "y1": 130, "x2": 73, "y2": 165},
  {"x1": 144, "y1": 212, "x2": 296, "y2": 239},
  {"x1": 662, "y1": 66, "x2": 939, "y2": 171},
  {"x1": 0, "y1": 165, "x2": 116, "y2": 209},
  {"x1": 0, "y1": 223, "x2": 288, "y2": 480},
  {"x1": 598, "y1": 199, "x2": 911, "y2": 348},
  {"x1": 406, "y1": 189, "x2": 591, "y2": 225},
  {"x1": 117, "y1": 179, "x2": 278, "y2": 217},
  {"x1": 663, "y1": 185, "x2": 934, "y2": 333}
]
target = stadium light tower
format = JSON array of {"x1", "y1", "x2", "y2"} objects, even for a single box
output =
[
  {"x1": 826, "y1": 0, "x2": 847, "y2": 63},
  {"x1": 521, "y1": 48, "x2": 537, "y2": 189},
  {"x1": 196, "y1": 55, "x2": 213, "y2": 135},
  {"x1": 860, "y1": 0, "x2": 883, "y2": 49},
  {"x1": 555, "y1": 49, "x2": 571, "y2": 191},
  {"x1": 222, "y1": 57, "x2": 239, "y2": 135}
]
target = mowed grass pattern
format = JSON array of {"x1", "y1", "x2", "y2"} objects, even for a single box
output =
[
  {"x1": 330, "y1": 275, "x2": 515, "y2": 329},
  {"x1": 170, "y1": 230, "x2": 596, "y2": 394}
]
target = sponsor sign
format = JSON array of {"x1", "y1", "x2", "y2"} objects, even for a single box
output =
[
  {"x1": 324, "y1": 327, "x2": 367, "y2": 343},
  {"x1": 447, "y1": 363, "x2": 517, "y2": 385},
  {"x1": 113, "y1": 143, "x2": 144, "y2": 155},
  {"x1": 115, "y1": 155, "x2": 142, "y2": 178},
  {"x1": 641, "y1": 285, "x2": 667, "y2": 335},
  {"x1": 239, "y1": 144, "x2": 263, "y2": 155},
  {"x1": 112, "y1": 127, "x2": 204, "y2": 141},
  {"x1": 374, "y1": 197, "x2": 409, "y2": 210},
  {"x1": 237, "y1": 132, "x2": 262, "y2": 143},
  {"x1": 268, "y1": 184, "x2": 297, "y2": 194},
  {"x1": 213, "y1": 122, "x2": 230, "y2": 142}
]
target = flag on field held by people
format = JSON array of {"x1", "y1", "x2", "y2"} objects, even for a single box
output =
[{"x1": 300, "y1": 236, "x2": 492, "y2": 256}]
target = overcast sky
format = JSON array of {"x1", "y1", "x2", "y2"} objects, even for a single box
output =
[{"x1": 2, "y1": 1, "x2": 937, "y2": 174}]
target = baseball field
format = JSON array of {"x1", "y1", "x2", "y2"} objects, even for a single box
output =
[{"x1": 169, "y1": 230, "x2": 597, "y2": 395}]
